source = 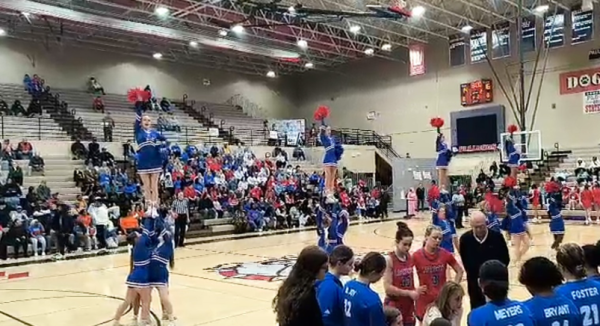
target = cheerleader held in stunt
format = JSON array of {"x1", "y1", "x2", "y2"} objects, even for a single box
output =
[
  {"x1": 130, "y1": 88, "x2": 167, "y2": 205},
  {"x1": 314, "y1": 105, "x2": 343, "y2": 204}
]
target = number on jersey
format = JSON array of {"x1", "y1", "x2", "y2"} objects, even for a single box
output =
[
  {"x1": 581, "y1": 304, "x2": 599, "y2": 326},
  {"x1": 432, "y1": 274, "x2": 439, "y2": 286},
  {"x1": 551, "y1": 321, "x2": 569, "y2": 326},
  {"x1": 344, "y1": 299, "x2": 351, "y2": 318}
]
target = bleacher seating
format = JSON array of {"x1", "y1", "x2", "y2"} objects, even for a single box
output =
[
  {"x1": 0, "y1": 84, "x2": 71, "y2": 140},
  {"x1": 18, "y1": 154, "x2": 83, "y2": 202},
  {"x1": 195, "y1": 101, "x2": 267, "y2": 146},
  {"x1": 56, "y1": 88, "x2": 219, "y2": 145}
]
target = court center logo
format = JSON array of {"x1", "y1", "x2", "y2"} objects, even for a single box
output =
[{"x1": 206, "y1": 252, "x2": 387, "y2": 282}]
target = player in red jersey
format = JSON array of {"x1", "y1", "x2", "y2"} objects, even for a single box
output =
[
  {"x1": 413, "y1": 224, "x2": 464, "y2": 322},
  {"x1": 383, "y1": 222, "x2": 426, "y2": 326}
]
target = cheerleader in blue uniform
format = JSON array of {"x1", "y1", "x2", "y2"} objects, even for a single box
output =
[
  {"x1": 440, "y1": 188, "x2": 458, "y2": 251},
  {"x1": 113, "y1": 231, "x2": 153, "y2": 326},
  {"x1": 505, "y1": 187, "x2": 530, "y2": 265},
  {"x1": 149, "y1": 230, "x2": 176, "y2": 324},
  {"x1": 336, "y1": 205, "x2": 349, "y2": 245},
  {"x1": 547, "y1": 193, "x2": 565, "y2": 250},
  {"x1": 505, "y1": 124, "x2": 521, "y2": 179},
  {"x1": 518, "y1": 191, "x2": 534, "y2": 245},
  {"x1": 430, "y1": 117, "x2": 452, "y2": 189},
  {"x1": 316, "y1": 206, "x2": 330, "y2": 252},
  {"x1": 432, "y1": 205, "x2": 454, "y2": 254},
  {"x1": 315, "y1": 105, "x2": 342, "y2": 204},
  {"x1": 484, "y1": 202, "x2": 501, "y2": 233},
  {"x1": 129, "y1": 88, "x2": 167, "y2": 205}
]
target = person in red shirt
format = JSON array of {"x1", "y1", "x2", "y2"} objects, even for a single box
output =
[
  {"x1": 568, "y1": 187, "x2": 580, "y2": 210},
  {"x1": 250, "y1": 185, "x2": 262, "y2": 200},
  {"x1": 383, "y1": 222, "x2": 426, "y2": 326},
  {"x1": 529, "y1": 184, "x2": 541, "y2": 223},
  {"x1": 581, "y1": 184, "x2": 594, "y2": 225},
  {"x1": 412, "y1": 224, "x2": 464, "y2": 322},
  {"x1": 592, "y1": 184, "x2": 600, "y2": 220}
]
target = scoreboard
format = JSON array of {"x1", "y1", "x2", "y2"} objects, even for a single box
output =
[{"x1": 460, "y1": 79, "x2": 493, "y2": 106}]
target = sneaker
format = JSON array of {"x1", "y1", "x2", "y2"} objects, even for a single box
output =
[
  {"x1": 129, "y1": 316, "x2": 138, "y2": 326},
  {"x1": 41, "y1": 252, "x2": 46, "y2": 257},
  {"x1": 586, "y1": 219, "x2": 591, "y2": 226}
]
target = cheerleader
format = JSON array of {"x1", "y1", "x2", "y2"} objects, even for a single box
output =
[
  {"x1": 316, "y1": 206, "x2": 336, "y2": 254},
  {"x1": 547, "y1": 193, "x2": 565, "y2": 250},
  {"x1": 315, "y1": 105, "x2": 342, "y2": 204},
  {"x1": 439, "y1": 188, "x2": 458, "y2": 250},
  {"x1": 149, "y1": 230, "x2": 176, "y2": 324},
  {"x1": 130, "y1": 88, "x2": 167, "y2": 205},
  {"x1": 485, "y1": 202, "x2": 501, "y2": 233},
  {"x1": 504, "y1": 185, "x2": 530, "y2": 265},
  {"x1": 336, "y1": 205, "x2": 349, "y2": 245},
  {"x1": 430, "y1": 117, "x2": 451, "y2": 189},
  {"x1": 432, "y1": 206, "x2": 454, "y2": 255},
  {"x1": 504, "y1": 124, "x2": 521, "y2": 179},
  {"x1": 518, "y1": 191, "x2": 534, "y2": 245},
  {"x1": 113, "y1": 231, "x2": 153, "y2": 326}
]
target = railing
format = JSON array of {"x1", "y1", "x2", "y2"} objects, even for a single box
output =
[
  {"x1": 0, "y1": 115, "x2": 68, "y2": 140},
  {"x1": 334, "y1": 128, "x2": 400, "y2": 158}
]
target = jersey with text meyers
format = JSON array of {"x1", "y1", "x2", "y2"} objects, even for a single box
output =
[{"x1": 468, "y1": 299, "x2": 535, "y2": 326}]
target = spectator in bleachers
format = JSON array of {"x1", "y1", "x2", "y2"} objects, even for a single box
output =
[
  {"x1": 92, "y1": 96, "x2": 105, "y2": 113},
  {"x1": 575, "y1": 158, "x2": 587, "y2": 176},
  {"x1": 150, "y1": 97, "x2": 161, "y2": 111},
  {"x1": 5, "y1": 217, "x2": 29, "y2": 259},
  {"x1": 157, "y1": 114, "x2": 168, "y2": 131},
  {"x1": 71, "y1": 139, "x2": 88, "y2": 160},
  {"x1": 160, "y1": 97, "x2": 172, "y2": 112},
  {"x1": 29, "y1": 153, "x2": 45, "y2": 175},
  {"x1": 168, "y1": 114, "x2": 181, "y2": 132},
  {"x1": 88, "y1": 199, "x2": 109, "y2": 249},
  {"x1": 0, "y1": 96, "x2": 9, "y2": 115},
  {"x1": 25, "y1": 186, "x2": 37, "y2": 215},
  {"x1": 23, "y1": 74, "x2": 32, "y2": 92},
  {"x1": 102, "y1": 113, "x2": 115, "y2": 142},
  {"x1": 87, "y1": 139, "x2": 100, "y2": 166},
  {"x1": 1, "y1": 139, "x2": 14, "y2": 161},
  {"x1": 36, "y1": 180, "x2": 51, "y2": 202},
  {"x1": 10, "y1": 100, "x2": 26, "y2": 116},
  {"x1": 51, "y1": 204, "x2": 75, "y2": 257},
  {"x1": 16, "y1": 139, "x2": 33, "y2": 160},
  {"x1": 99, "y1": 148, "x2": 114, "y2": 167},
  {"x1": 8, "y1": 162, "x2": 23, "y2": 186},
  {"x1": 591, "y1": 157, "x2": 600, "y2": 178},
  {"x1": 26, "y1": 99, "x2": 42, "y2": 117},
  {"x1": 293, "y1": 146, "x2": 306, "y2": 161},
  {"x1": 29, "y1": 219, "x2": 46, "y2": 257},
  {"x1": 89, "y1": 77, "x2": 106, "y2": 95},
  {"x1": 2, "y1": 179, "x2": 22, "y2": 208}
]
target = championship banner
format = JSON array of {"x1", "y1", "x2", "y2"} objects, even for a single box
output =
[
  {"x1": 583, "y1": 90, "x2": 600, "y2": 114},
  {"x1": 268, "y1": 119, "x2": 306, "y2": 146},
  {"x1": 409, "y1": 43, "x2": 425, "y2": 76}
]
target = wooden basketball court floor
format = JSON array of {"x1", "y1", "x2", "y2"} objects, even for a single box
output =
[{"x1": 0, "y1": 214, "x2": 597, "y2": 326}]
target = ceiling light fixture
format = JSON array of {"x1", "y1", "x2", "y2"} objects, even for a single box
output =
[
  {"x1": 364, "y1": 48, "x2": 375, "y2": 55},
  {"x1": 381, "y1": 43, "x2": 392, "y2": 51},
  {"x1": 153, "y1": 52, "x2": 163, "y2": 59},
  {"x1": 304, "y1": 62, "x2": 314, "y2": 68},
  {"x1": 461, "y1": 25, "x2": 473, "y2": 32},
  {"x1": 534, "y1": 4, "x2": 549, "y2": 13},
  {"x1": 266, "y1": 71, "x2": 276, "y2": 78},
  {"x1": 411, "y1": 6, "x2": 425, "y2": 17},
  {"x1": 0, "y1": 28, "x2": 6, "y2": 36},
  {"x1": 231, "y1": 24, "x2": 245, "y2": 34},
  {"x1": 22, "y1": 12, "x2": 31, "y2": 18},
  {"x1": 189, "y1": 41, "x2": 198, "y2": 47},
  {"x1": 297, "y1": 39, "x2": 308, "y2": 48},
  {"x1": 154, "y1": 6, "x2": 169, "y2": 16},
  {"x1": 349, "y1": 25, "x2": 361, "y2": 34},
  {"x1": 219, "y1": 29, "x2": 228, "y2": 36},
  {"x1": 288, "y1": 6, "x2": 296, "y2": 12}
]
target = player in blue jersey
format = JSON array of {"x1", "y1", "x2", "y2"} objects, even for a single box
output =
[
  {"x1": 343, "y1": 252, "x2": 387, "y2": 326},
  {"x1": 548, "y1": 193, "x2": 566, "y2": 250},
  {"x1": 518, "y1": 256, "x2": 582, "y2": 326},
  {"x1": 583, "y1": 243, "x2": 600, "y2": 281},
  {"x1": 556, "y1": 243, "x2": 600, "y2": 326},
  {"x1": 467, "y1": 260, "x2": 535, "y2": 326},
  {"x1": 316, "y1": 245, "x2": 355, "y2": 326},
  {"x1": 432, "y1": 205, "x2": 454, "y2": 254}
]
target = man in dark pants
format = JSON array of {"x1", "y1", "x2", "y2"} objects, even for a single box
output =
[
  {"x1": 102, "y1": 113, "x2": 115, "y2": 142},
  {"x1": 459, "y1": 211, "x2": 510, "y2": 310},
  {"x1": 416, "y1": 184, "x2": 425, "y2": 211},
  {"x1": 172, "y1": 192, "x2": 189, "y2": 247}
]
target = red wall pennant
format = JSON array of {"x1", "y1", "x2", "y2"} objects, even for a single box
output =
[{"x1": 409, "y1": 43, "x2": 426, "y2": 76}]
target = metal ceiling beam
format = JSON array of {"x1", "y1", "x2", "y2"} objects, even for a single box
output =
[
  {"x1": 454, "y1": 0, "x2": 513, "y2": 23},
  {"x1": 411, "y1": 0, "x2": 491, "y2": 29},
  {"x1": 303, "y1": 0, "x2": 448, "y2": 39}
]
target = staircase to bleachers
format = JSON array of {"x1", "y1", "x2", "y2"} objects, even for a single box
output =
[
  {"x1": 44, "y1": 92, "x2": 95, "y2": 141},
  {"x1": 56, "y1": 89, "x2": 219, "y2": 145}
]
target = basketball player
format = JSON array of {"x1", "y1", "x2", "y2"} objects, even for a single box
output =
[
  {"x1": 383, "y1": 222, "x2": 426, "y2": 326},
  {"x1": 413, "y1": 225, "x2": 464, "y2": 323}
]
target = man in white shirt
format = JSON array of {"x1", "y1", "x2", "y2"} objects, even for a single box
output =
[{"x1": 88, "y1": 200, "x2": 109, "y2": 249}]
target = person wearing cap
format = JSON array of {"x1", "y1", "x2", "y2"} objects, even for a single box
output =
[
  {"x1": 459, "y1": 210, "x2": 510, "y2": 310},
  {"x1": 467, "y1": 260, "x2": 535, "y2": 326}
]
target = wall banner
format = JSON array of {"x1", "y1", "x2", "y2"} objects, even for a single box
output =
[
  {"x1": 409, "y1": 43, "x2": 426, "y2": 76},
  {"x1": 583, "y1": 90, "x2": 600, "y2": 114}
]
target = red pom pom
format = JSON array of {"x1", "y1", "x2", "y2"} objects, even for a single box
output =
[
  {"x1": 430, "y1": 117, "x2": 444, "y2": 129},
  {"x1": 507, "y1": 124, "x2": 518, "y2": 134},
  {"x1": 127, "y1": 88, "x2": 151, "y2": 104},
  {"x1": 503, "y1": 176, "x2": 517, "y2": 188},
  {"x1": 314, "y1": 105, "x2": 330, "y2": 121}
]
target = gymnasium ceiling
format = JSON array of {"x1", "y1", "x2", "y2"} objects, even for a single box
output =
[{"x1": 0, "y1": 0, "x2": 585, "y2": 76}]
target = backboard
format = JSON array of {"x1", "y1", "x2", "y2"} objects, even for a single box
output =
[{"x1": 499, "y1": 130, "x2": 542, "y2": 162}]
